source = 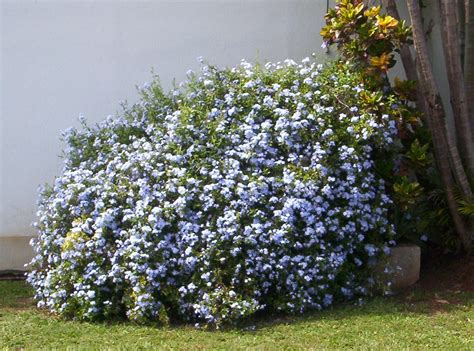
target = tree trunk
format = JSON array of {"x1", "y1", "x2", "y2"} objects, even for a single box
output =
[
  {"x1": 407, "y1": 0, "x2": 473, "y2": 251},
  {"x1": 465, "y1": 0, "x2": 474, "y2": 139},
  {"x1": 459, "y1": 0, "x2": 466, "y2": 67},
  {"x1": 382, "y1": 0, "x2": 429, "y2": 121},
  {"x1": 439, "y1": 0, "x2": 474, "y2": 175}
]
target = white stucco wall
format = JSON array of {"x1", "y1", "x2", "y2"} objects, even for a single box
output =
[
  {"x1": 0, "y1": 0, "x2": 332, "y2": 270},
  {"x1": 0, "y1": 0, "x2": 449, "y2": 271}
]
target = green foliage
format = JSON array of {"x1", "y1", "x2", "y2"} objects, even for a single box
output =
[
  {"x1": 393, "y1": 177, "x2": 423, "y2": 211},
  {"x1": 406, "y1": 139, "x2": 431, "y2": 168},
  {"x1": 457, "y1": 197, "x2": 474, "y2": 217}
]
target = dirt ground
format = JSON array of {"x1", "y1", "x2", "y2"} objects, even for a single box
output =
[
  {"x1": 417, "y1": 252, "x2": 474, "y2": 292},
  {"x1": 396, "y1": 252, "x2": 474, "y2": 314}
]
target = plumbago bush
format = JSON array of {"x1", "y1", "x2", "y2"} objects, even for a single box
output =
[{"x1": 28, "y1": 58, "x2": 399, "y2": 327}]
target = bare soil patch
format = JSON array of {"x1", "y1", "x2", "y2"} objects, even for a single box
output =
[{"x1": 417, "y1": 252, "x2": 474, "y2": 292}]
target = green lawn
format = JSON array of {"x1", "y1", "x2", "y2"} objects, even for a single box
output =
[{"x1": 0, "y1": 281, "x2": 473, "y2": 350}]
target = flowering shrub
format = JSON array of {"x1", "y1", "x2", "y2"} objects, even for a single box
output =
[{"x1": 28, "y1": 58, "x2": 398, "y2": 326}]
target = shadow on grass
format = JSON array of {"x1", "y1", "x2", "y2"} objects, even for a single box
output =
[
  {"x1": 1, "y1": 280, "x2": 473, "y2": 334},
  {"x1": 218, "y1": 287, "x2": 472, "y2": 334}
]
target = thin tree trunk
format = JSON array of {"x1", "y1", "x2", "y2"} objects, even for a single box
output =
[
  {"x1": 422, "y1": 75, "x2": 473, "y2": 251},
  {"x1": 421, "y1": 74, "x2": 473, "y2": 252},
  {"x1": 407, "y1": 0, "x2": 473, "y2": 251},
  {"x1": 459, "y1": 0, "x2": 466, "y2": 66},
  {"x1": 465, "y1": 0, "x2": 474, "y2": 139},
  {"x1": 382, "y1": 0, "x2": 429, "y2": 122},
  {"x1": 439, "y1": 0, "x2": 474, "y2": 175}
]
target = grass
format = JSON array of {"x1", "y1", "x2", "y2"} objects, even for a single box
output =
[{"x1": 0, "y1": 281, "x2": 473, "y2": 350}]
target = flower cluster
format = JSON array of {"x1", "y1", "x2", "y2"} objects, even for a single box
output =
[{"x1": 28, "y1": 58, "x2": 397, "y2": 326}]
